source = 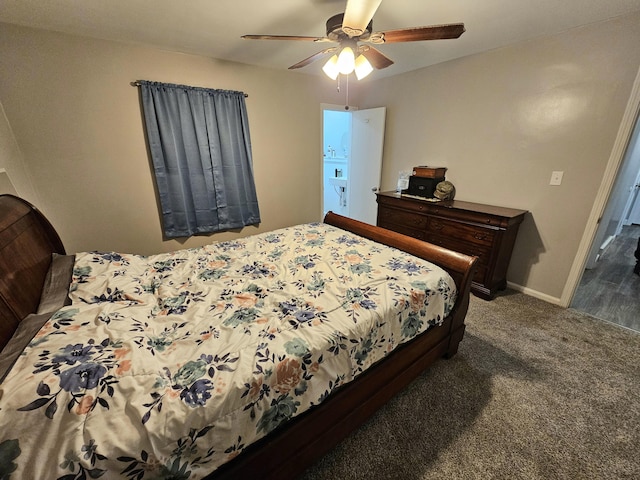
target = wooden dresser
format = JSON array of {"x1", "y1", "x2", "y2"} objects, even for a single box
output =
[{"x1": 376, "y1": 192, "x2": 527, "y2": 300}]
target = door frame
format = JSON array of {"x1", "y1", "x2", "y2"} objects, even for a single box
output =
[
  {"x1": 320, "y1": 103, "x2": 358, "y2": 220},
  {"x1": 561, "y1": 65, "x2": 640, "y2": 307}
]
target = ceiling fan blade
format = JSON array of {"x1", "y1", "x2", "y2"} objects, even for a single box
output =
[
  {"x1": 343, "y1": 0, "x2": 382, "y2": 37},
  {"x1": 242, "y1": 34, "x2": 331, "y2": 42},
  {"x1": 374, "y1": 23, "x2": 465, "y2": 43},
  {"x1": 359, "y1": 45, "x2": 394, "y2": 69},
  {"x1": 288, "y1": 47, "x2": 338, "y2": 70}
]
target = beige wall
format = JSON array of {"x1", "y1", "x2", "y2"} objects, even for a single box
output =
[
  {"x1": 0, "y1": 23, "x2": 357, "y2": 254},
  {"x1": 1, "y1": 12, "x2": 640, "y2": 302},
  {"x1": 360, "y1": 12, "x2": 640, "y2": 301},
  {"x1": 0, "y1": 102, "x2": 39, "y2": 203}
]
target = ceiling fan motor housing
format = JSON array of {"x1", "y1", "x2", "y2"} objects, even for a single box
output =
[{"x1": 326, "y1": 13, "x2": 373, "y2": 41}]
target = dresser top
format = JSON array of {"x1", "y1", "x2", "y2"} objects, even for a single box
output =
[{"x1": 377, "y1": 191, "x2": 528, "y2": 220}]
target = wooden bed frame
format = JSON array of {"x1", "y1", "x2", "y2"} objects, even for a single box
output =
[{"x1": 0, "y1": 194, "x2": 477, "y2": 479}]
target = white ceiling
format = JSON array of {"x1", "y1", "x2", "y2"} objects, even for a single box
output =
[{"x1": 2, "y1": 0, "x2": 640, "y2": 80}]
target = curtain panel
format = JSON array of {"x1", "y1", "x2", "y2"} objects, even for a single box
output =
[{"x1": 139, "y1": 80, "x2": 260, "y2": 238}]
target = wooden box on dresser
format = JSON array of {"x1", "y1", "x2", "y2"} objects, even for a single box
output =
[{"x1": 376, "y1": 191, "x2": 527, "y2": 300}]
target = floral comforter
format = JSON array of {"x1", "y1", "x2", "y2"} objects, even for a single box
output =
[{"x1": 0, "y1": 222, "x2": 456, "y2": 479}]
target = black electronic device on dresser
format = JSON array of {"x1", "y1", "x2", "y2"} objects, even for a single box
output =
[
  {"x1": 404, "y1": 165, "x2": 447, "y2": 198},
  {"x1": 406, "y1": 175, "x2": 445, "y2": 198},
  {"x1": 376, "y1": 191, "x2": 528, "y2": 300}
]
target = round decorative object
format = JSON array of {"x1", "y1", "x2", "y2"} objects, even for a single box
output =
[{"x1": 434, "y1": 181, "x2": 456, "y2": 200}]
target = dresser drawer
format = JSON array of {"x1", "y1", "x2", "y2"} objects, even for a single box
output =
[
  {"x1": 377, "y1": 194, "x2": 433, "y2": 215},
  {"x1": 378, "y1": 207, "x2": 428, "y2": 230},
  {"x1": 425, "y1": 233, "x2": 490, "y2": 265},
  {"x1": 378, "y1": 219, "x2": 426, "y2": 240},
  {"x1": 427, "y1": 206, "x2": 505, "y2": 228},
  {"x1": 424, "y1": 233, "x2": 489, "y2": 281},
  {"x1": 427, "y1": 217, "x2": 495, "y2": 247}
]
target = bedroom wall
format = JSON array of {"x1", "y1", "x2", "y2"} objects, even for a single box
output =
[
  {"x1": 358, "y1": 12, "x2": 640, "y2": 302},
  {"x1": 0, "y1": 22, "x2": 354, "y2": 255},
  {"x1": 0, "y1": 101, "x2": 39, "y2": 203}
]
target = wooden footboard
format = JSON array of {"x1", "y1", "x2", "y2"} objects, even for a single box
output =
[{"x1": 210, "y1": 212, "x2": 477, "y2": 479}]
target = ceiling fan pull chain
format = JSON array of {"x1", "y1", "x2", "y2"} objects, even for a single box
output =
[{"x1": 346, "y1": 74, "x2": 350, "y2": 106}]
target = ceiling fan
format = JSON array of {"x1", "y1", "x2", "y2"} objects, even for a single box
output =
[{"x1": 242, "y1": 0, "x2": 465, "y2": 80}]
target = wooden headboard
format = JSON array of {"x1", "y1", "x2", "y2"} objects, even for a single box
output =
[{"x1": 0, "y1": 194, "x2": 65, "y2": 350}]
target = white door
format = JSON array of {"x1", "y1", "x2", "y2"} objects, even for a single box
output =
[{"x1": 347, "y1": 107, "x2": 386, "y2": 225}]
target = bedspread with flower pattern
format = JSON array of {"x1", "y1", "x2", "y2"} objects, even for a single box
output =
[{"x1": 0, "y1": 222, "x2": 456, "y2": 479}]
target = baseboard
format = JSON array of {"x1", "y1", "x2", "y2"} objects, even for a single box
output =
[
  {"x1": 600, "y1": 234, "x2": 616, "y2": 254},
  {"x1": 506, "y1": 281, "x2": 562, "y2": 306}
]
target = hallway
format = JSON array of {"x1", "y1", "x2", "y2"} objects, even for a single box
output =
[{"x1": 571, "y1": 224, "x2": 640, "y2": 332}]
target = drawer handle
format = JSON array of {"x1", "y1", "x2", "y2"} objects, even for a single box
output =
[
  {"x1": 431, "y1": 221, "x2": 443, "y2": 230},
  {"x1": 474, "y1": 233, "x2": 489, "y2": 241}
]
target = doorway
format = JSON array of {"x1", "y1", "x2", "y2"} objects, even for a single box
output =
[
  {"x1": 321, "y1": 104, "x2": 386, "y2": 225},
  {"x1": 582, "y1": 117, "x2": 640, "y2": 271},
  {"x1": 566, "y1": 66, "x2": 640, "y2": 329},
  {"x1": 322, "y1": 107, "x2": 352, "y2": 218}
]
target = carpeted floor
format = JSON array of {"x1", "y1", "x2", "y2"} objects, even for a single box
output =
[{"x1": 300, "y1": 290, "x2": 640, "y2": 480}]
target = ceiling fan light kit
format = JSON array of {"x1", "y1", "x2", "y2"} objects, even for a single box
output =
[
  {"x1": 337, "y1": 43, "x2": 356, "y2": 74},
  {"x1": 354, "y1": 54, "x2": 374, "y2": 80},
  {"x1": 324, "y1": 45, "x2": 373, "y2": 80},
  {"x1": 242, "y1": 0, "x2": 464, "y2": 81},
  {"x1": 322, "y1": 55, "x2": 340, "y2": 80}
]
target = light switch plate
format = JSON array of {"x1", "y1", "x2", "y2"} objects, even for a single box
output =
[{"x1": 550, "y1": 171, "x2": 564, "y2": 186}]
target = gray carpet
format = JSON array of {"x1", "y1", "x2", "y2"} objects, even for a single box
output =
[{"x1": 300, "y1": 290, "x2": 640, "y2": 479}]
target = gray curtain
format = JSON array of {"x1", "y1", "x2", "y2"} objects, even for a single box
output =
[{"x1": 139, "y1": 80, "x2": 260, "y2": 238}]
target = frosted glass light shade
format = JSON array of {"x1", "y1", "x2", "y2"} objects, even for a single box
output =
[
  {"x1": 354, "y1": 55, "x2": 373, "y2": 80},
  {"x1": 337, "y1": 46, "x2": 355, "y2": 75},
  {"x1": 322, "y1": 55, "x2": 340, "y2": 80}
]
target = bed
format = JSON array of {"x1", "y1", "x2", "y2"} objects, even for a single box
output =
[{"x1": 0, "y1": 194, "x2": 477, "y2": 479}]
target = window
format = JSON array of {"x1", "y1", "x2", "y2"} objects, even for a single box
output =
[{"x1": 139, "y1": 80, "x2": 260, "y2": 238}]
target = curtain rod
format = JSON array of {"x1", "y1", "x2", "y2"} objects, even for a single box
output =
[{"x1": 130, "y1": 81, "x2": 248, "y2": 97}]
